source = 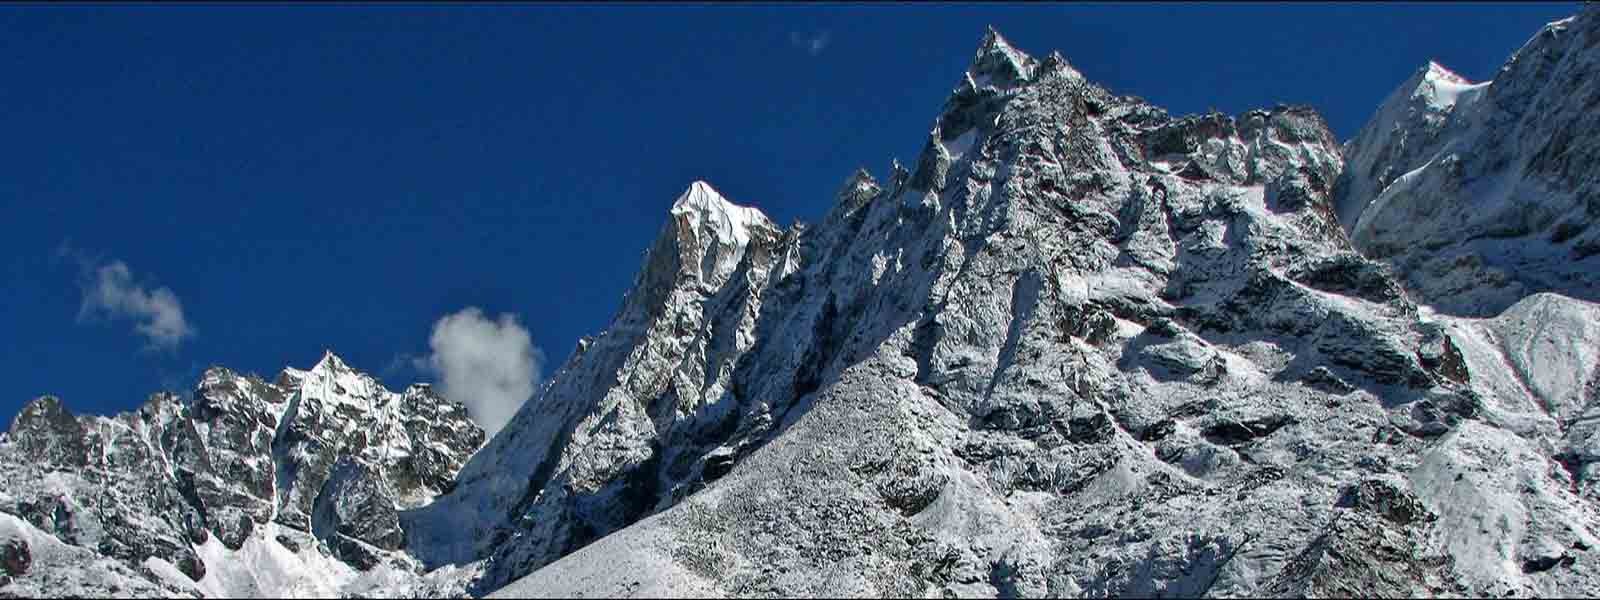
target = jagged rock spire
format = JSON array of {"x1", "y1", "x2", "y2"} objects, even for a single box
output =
[
  {"x1": 312, "y1": 348, "x2": 350, "y2": 373},
  {"x1": 966, "y1": 26, "x2": 1036, "y2": 89}
]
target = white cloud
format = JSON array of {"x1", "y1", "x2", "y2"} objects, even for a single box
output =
[
  {"x1": 380, "y1": 352, "x2": 419, "y2": 381},
  {"x1": 75, "y1": 258, "x2": 195, "y2": 350},
  {"x1": 416, "y1": 307, "x2": 543, "y2": 438},
  {"x1": 790, "y1": 30, "x2": 831, "y2": 56}
]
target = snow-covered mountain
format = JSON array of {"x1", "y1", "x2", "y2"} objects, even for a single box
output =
[
  {"x1": 5, "y1": 8, "x2": 1600, "y2": 599},
  {"x1": 0, "y1": 352, "x2": 484, "y2": 597},
  {"x1": 1335, "y1": 7, "x2": 1600, "y2": 317}
]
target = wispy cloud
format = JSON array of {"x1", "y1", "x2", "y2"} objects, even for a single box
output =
[
  {"x1": 157, "y1": 360, "x2": 205, "y2": 397},
  {"x1": 59, "y1": 242, "x2": 195, "y2": 351},
  {"x1": 789, "y1": 30, "x2": 831, "y2": 56},
  {"x1": 380, "y1": 352, "x2": 419, "y2": 381},
  {"x1": 415, "y1": 307, "x2": 544, "y2": 438}
]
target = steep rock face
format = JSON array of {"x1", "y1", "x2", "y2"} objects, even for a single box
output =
[
  {"x1": 3, "y1": 392, "x2": 211, "y2": 583},
  {"x1": 407, "y1": 179, "x2": 787, "y2": 588},
  {"x1": 0, "y1": 353, "x2": 484, "y2": 597},
  {"x1": 312, "y1": 459, "x2": 406, "y2": 571},
  {"x1": 312, "y1": 459, "x2": 405, "y2": 552},
  {"x1": 483, "y1": 25, "x2": 1600, "y2": 599},
  {"x1": 1337, "y1": 8, "x2": 1600, "y2": 316},
  {"x1": 179, "y1": 369, "x2": 287, "y2": 550}
]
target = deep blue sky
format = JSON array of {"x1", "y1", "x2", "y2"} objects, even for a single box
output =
[{"x1": 0, "y1": 3, "x2": 1577, "y2": 423}]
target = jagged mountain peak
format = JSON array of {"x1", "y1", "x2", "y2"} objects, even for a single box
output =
[
  {"x1": 11, "y1": 11, "x2": 1600, "y2": 599},
  {"x1": 1420, "y1": 60, "x2": 1469, "y2": 84},
  {"x1": 1332, "y1": 57, "x2": 1489, "y2": 234},
  {"x1": 0, "y1": 351, "x2": 486, "y2": 596},
  {"x1": 11, "y1": 393, "x2": 65, "y2": 422},
  {"x1": 671, "y1": 180, "x2": 726, "y2": 211},
  {"x1": 669, "y1": 180, "x2": 773, "y2": 250},
  {"x1": 1398, "y1": 60, "x2": 1481, "y2": 111},
  {"x1": 7, "y1": 394, "x2": 74, "y2": 440},
  {"x1": 967, "y1": 26, "x2": 1037, "y2": 90},
  {"x1": 841, "y1": 167, "x2": 880, "y2": 198},
  {"x1": 1337, "y1": 5, "x2": 1600, "y2": 316},
  {"x1": 277, "y1": 349, "x2": 377, "y2": 401},
  {"x1": 306, "y1": 348, "x2": 352, "y2": 376}
]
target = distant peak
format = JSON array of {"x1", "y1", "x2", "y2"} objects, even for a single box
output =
[
  {"x1": 18, "y1": 395, "x2": 67, "y2": 417},
  {"x1": 979, "y1": 25, "x2": 1009, "y2": 52},
  {"x1": 967, "y1": 26, "x2": 1035, "y2": 87},
  {"x1": 1383, "y1": 59, "x2": 1485, "y2": 113},
  {"x1": 846, "y1": 167, "x2": 877, "y2": 188},
  {"x1": 667, "y1": 180, "x2": 773, "y2": 250},
  {"x1": 9, "y1": 395, "x2": 74, "y2": 437},
  {"x1": 1420, "y1": 60, "x2": 1470, "y2": 85},
  {"x1": 311, "y1": 349, "x2": 350, "y2": 374},
  {"x1": 672, "y1": 180, "x2": 730, "y2": 213},
  {"x1": 890, "y1": 158, "x2": 911, "y2": 189},
  {"x1": 688, "y1": 179, "x2": 716, "y2": 195},
  {"x1": 837, "y1": 168, "x2": 881, "y2": 205}
]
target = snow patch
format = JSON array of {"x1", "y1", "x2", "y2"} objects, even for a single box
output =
[{"x1": 940, "y1": 129, "x2": 981, "y2": 161}]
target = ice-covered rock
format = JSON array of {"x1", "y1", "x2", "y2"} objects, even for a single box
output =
[{"x1": 1337, "y1": 11, "x2": 1600, "y2": 316}]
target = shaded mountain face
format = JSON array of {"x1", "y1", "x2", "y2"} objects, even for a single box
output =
[
  {"x1": 1335, "y1": 8, "x2": 1600, "y2": 317},
  {"x1": 0, "y1": 353, "x2": 484, "y2": 598},
  {"x1": 6, "y1": 10, "x2": 1600, "y2": 600}
]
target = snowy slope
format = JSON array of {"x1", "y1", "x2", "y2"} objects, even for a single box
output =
[
  {"x1": 473, "y1": 22, "x2": 1599, "y2": 598},
  {"x1": 1337, "y1": 9, "x2": 1600, "y2": 317},
  {"x1": 1333, "y1": 61, "x2": 1487, "y2": 231}
]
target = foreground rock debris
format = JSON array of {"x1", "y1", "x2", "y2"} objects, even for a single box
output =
[{"x1": 4, "y1": 8, "x2": 1600, "y2": 598}]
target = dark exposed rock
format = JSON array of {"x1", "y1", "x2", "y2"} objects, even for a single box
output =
[
  {"x1": 700, "y1": 453, "x2": 737, "y2": 485},
  {"x1": 0, "y1": 539, "x2": 28, "y2": 577},
  {"x1": 7, "y1": 397, "x2": 87, "y2": 468},
  {"x1": 1523, "y1": 553, "x2": 1577, "y2": 574},
  {"x1": 313, "y1": 459, "x2": 406, "y2": 552},
  {"x1": 1262, "y1": 512, "x2": 1462, "y2": 598},
  {"x1": 276, "y1": 533, "x2": 301, "y2": 553},
  {"x1": 330, "y1": 534, "x2": 383, "y2": 572},
  {"x1": 1417, "y1": 326, "x2": 1470, "y2": 385},
  {"x1": 1301, "y1": 367, "x2": 1356, "y2": 394},
  {"x1": 1139, "y1": 418, "x2": 1177, "y2": 442},
  {"x1": 177, "y1": 553, "x2": 206, "y2": 582},
  {"x1": 1286, "y1": 254, "x2": 1405, "y2": 304},
  {"x1": 1335, "y1": 478, "x2": 1433, "y2": 525},
  {"x1": 1201, "y1": 415, "x2": 1296, "y2": 447},
  {"x1": 1066, "y1": 413, "x2": 1115, "y2": 444},
  {"x1": 1140, "y1": 112, "x2": 1237, "y2": 159}
]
